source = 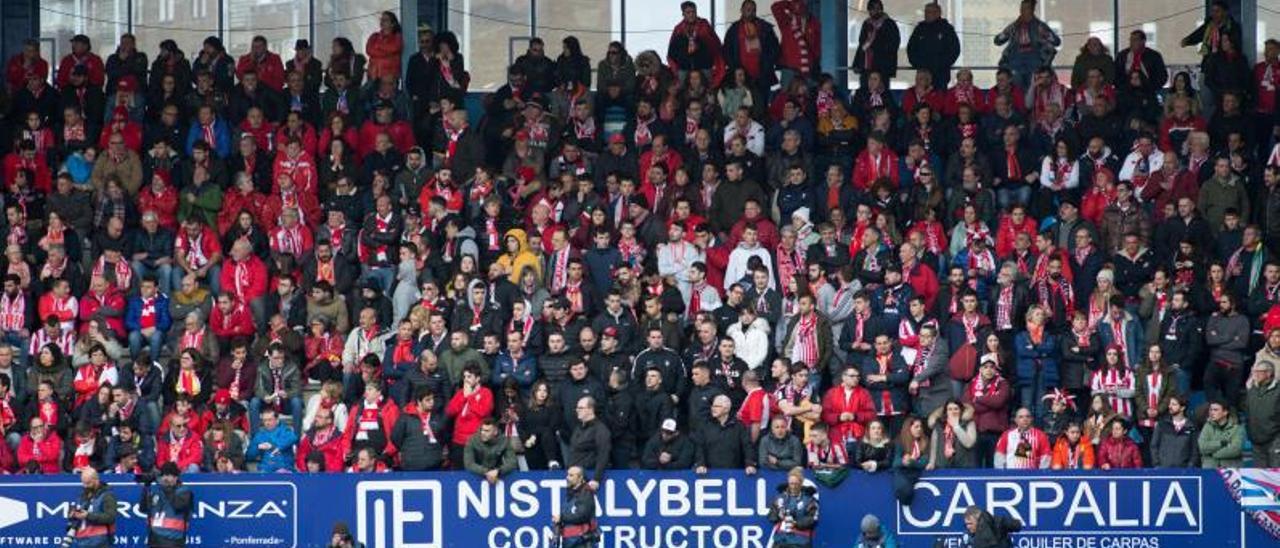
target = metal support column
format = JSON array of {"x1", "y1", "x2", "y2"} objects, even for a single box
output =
[{"x1": 820, "y1": 0, "x2": 848, "y2": 89}]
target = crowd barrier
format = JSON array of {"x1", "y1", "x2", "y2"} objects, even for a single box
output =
[{"x1": 0, "y1": 469, "x2": 1274, "y2": 547}]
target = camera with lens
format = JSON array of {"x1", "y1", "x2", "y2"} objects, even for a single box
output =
[
  {"x1": 134, "y1": 472, "x2": 157, "y2": 485},
  {"x1": 59, "y1": 503, "x2": 82, "y2": 548}
]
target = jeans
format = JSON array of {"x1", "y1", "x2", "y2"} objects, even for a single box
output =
[
  {"x1": 137, "y1": 399, "x2": 161, "y2": 435},
  {"x1": 172, "y1": 265, "x2": 221, "y2": 296},
  {"x1": 131, "y1": 261, "x2": 174, "y2": 296},
  {"x1": 248, "y1": 396, "x2": 305, "y2": 433},
  {"x1": 1019, "y1": 367, "x2": 1050, "y2": 423},
  {"x1": 1204, "y1": 362, "x2": 1243, "y2": 405},
  {"x1": 1005, "y1": 53, "x2": 1041, "y2": 90},
  {"x1": 997, "y1": 184, "x2": 1032, "y2": 210},
  {"x1": 360, "y1": 266, "x2": 394, "y2": 295},
  {"x1": 129, "y1": 329, "x2": 165, "y2": 363}
]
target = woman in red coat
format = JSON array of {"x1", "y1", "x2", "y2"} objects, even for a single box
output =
[
  {"x1": 1096, "y1": 417, "x2": 1143, "y2": 469},
  {"x1": 137, "y1": 170, "x2": 179, "y2": 231},
  {"x1": 365, "y1": 11, "x2": 403, "y2": 83}
]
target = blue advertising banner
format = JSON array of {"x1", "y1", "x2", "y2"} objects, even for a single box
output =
[{"x1": 0, "y1": 469, "x2": 1271, "y2": 547}]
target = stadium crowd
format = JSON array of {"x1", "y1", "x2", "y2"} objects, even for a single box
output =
[{"x1": 0, "y1": 0, "x2": 1274, "y2": 485}]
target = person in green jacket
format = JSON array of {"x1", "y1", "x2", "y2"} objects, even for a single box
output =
[
  {"x1": 176, "y1": 141, "x2": 224, "y2": 229},
  {"x1": 1197, "y1": 157, "x2": 1248, "y2": 235},
  {"x1": 464, "y1": 418, "x2": 517, "y2": 483},
  {"x1": 1244, "y1": 362, "x2": 1280, "y2": 467},
  {"x1": 1198, "y1": 399, "x2": 1244, "y2": 468}
]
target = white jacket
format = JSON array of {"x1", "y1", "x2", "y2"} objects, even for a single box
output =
[{"x1": 727, "y1": 317, "x2": 772, "y2": 370}]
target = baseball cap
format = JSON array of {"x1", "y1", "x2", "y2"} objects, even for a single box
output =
[
  {"x1": 602, "y1": 326, "x2": 619, "y2": 338},
  {"x1": 661, "y1": 418, "x2": 678, "y2": 432},
  {"x1": 608, "y1": 133, "x2": 625, "y2": 145}
]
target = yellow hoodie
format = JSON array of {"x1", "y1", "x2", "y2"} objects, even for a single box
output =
[{"x1": 496, "y1": 228, "x2": 543, "y2": 284}]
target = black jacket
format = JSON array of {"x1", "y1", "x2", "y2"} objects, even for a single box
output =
[
  {"x1": 567, "y1": 418, "x2": 611, "y2": 483},
  {"x1": 907, "y1": 18, "x2": 961, "y2": 79},
  {"x1": 693, "y1": 418, "x2": 755, "y2": 469},
  {"x1": 723, "y1": 18, "x2": 781, "y2": 88},
  {"x1": 390, "y1": 406, "x2": 447, "y2": 471},
  {"x1": 641, "y1": 431, "x2": 696, "y2": 469}
]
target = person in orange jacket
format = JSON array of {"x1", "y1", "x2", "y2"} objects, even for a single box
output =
[{"x1": 1050, "y1": 421, "x2": 1095, "y2": 469}]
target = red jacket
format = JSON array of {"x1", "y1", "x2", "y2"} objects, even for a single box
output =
[
  {"x1": 357, "y1": 120, "x2": 415, "y2": 159},
  {"x1": 272, "y1": 150, "x2": 318, "y2": 195},
  {"x1": 728, "y1": 215, "x2": 780, "y2": 251},
  {"x1": 901, "y1": 87, "x2": 948, "y2": 116},
  {"x1": 55, "y1": 52, "x2": 105, "y2": 89},
  {"x1": 17, "y1": 433, "x2": 62, "y2": 473},
  {"x1": 260, "y1": 190, "x2": 322, "y2": 230},
  {"x1": 239, "y1": 120, "x2": 277, "y2": 154},
  {"x1": 210, "y1": 302, "x2": 256, "y2": 341},
  {"x1": 637, "y1": 150, "x2": 683, "y2": 189},
  {"x1": 236, "y1": 51, "x2": 286, "y2": 90},
  {"x1": 137, "y1": 186, "x2": 179, "y2": 231},
  {"x1": 97, "y1": 122, "x2": 143, "y2": 153},
  {"x1": 1157, "y1": 115, "x2": 1206, "y2": 152},
  {"x1": 5, "y1": 54, "x2": 48, "y2": 92},
  {"x1": 445, "y1": 386, "x2": 494, "y2": 446},
  {"x1": 37, "y1": 293, "x2": 77, "y2": 326},
  {"x1": 297, "y1": 426, "x2": 346, "y2": 472},
  {"x1": 156, "y1": 432, "x2": 204, "y2": 471},
  {"x1": 365, "y1": 31, "x2": 404, "y2": 82},
  {"x1": 78, "y1": 288, "x2": 125, "y2": 338},
  {"x1": 903, "y1": 260, "x2": 940, "y2": 310},
  {"x1": 274, "y1": 125, "x2": 319, "y2": 158},
  {"x1": 771, "y1": 0, "x2": 820, "y2": 73},
  {"x1": 269, "y1": 225, "x2": 315, "y2": 259},
  {"x1": 159, "y1": 409, "x2": 207, "y2": 438},
  {"x1": 219, "y1": 189, "x2": 267, "y2": 235},
  {"x1": 343, "y1": 398, "x2": 401, "y2": 458},
  {"x1": 3, "y1": 153, "x2": 52, "y2": 193},
  {"x1": 821, "y1": 385, "x2": 877, "y2": 444},
  {"x1": 994, "y1": 215, "x2": 1039, "y2": 257},
  {"x1": 944, "y1": 84, "x2": 989, "y2": 116},
  {"x1": 220, "y1": 255, "x2": 268, "y2": 303},
  {"x1": 851, "y1": 149, "x2": 900, "y2": 192},
  {"x1": 1096, "y1": 435, "x2": 1143, "y2": 469},
  {"x1": 318, "y1": 127, "x2": 360, "y2": 159}
]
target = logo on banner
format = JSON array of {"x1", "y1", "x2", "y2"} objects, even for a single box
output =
[
  {"x1": 0, "y1": 496, "x2": 28, "y2": 529},
  {"x1": 1220, "y1": 468, "x2": 1280, "y2": 539},
  {"x1": 0, "y1": 480, "x2": 296, "y2": 545},
  {"x1": 897, "y1": 475, "x2": 1202, "y2": 536},
  {"x1": 357, "y1": 480, "x2": 444, "y2": 548}
]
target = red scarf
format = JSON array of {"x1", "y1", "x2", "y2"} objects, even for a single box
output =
[{"x1": 92, "y1": 257, "x2": 132, "y2": 289}]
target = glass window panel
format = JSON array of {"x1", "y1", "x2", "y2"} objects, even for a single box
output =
[
  {"x1": 226, "y1": 0, "x2": 311, "y2": 60},
  {"x1": 1118, "y1": 1, "x2": 1204, "y2": 69},
  {"x1": 534, "y1": 0, "x2": 616, "y2": 84},
  {"x1": 39, "y1": 0, "x2": 128, "y2": 71},
  {"x1": 315, "y1": 0, "x2": 400, "y2": 70},
  {"x1": 1258, "y1": 5, "x2": 1280, "y2": 59},
  {"x1": 132, "y1": 0, "x2": 218, "y2": 68},
  {"x1": 448, "y1": 0, "x2": 532, "y2": 91},
  {"x1": 622, "y1": 0, "x2": 721, "y2": 65}
]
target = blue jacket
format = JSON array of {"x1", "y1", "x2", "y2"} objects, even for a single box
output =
[
  {"x1": 1097, "y1": 313, "x2": 1145, "y2": 369},
  {"x1": 492, "y1": 351, "x2": 538, "y2": 390},
  {"x1": 584, "y1": 248, "x2": 623, "y2": 296},
  {"x1": 1014, "y1": 329, "x2": 1060, "y2": 387},
  {"x1": 776, "y1": 182, "x2": 817, "y2": 223},
  {"x1": 124, "y1": 294, "x2": 172, "y2": 333},
  {"x1": 246, "y1": 425, "x2": 298, "y2": 472},
  {"x1": 184, "y1": 118, "x2": 232, "y2": 158}
]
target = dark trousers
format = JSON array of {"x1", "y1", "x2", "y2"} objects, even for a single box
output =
[
  {"x1": 1204, "y1": 362, "x2": 1243, "y2": 405},
  {"x1": 975, "y1": 431, "x2": 1001, "y2": 468}
]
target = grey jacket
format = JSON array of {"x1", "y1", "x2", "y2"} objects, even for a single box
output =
[
  {"x1": 758, "y1": 432, "x2": 804, "y2": 470},
  {"x1": 1205, "y1": 312, "x2": 1250, "y2": 366}
]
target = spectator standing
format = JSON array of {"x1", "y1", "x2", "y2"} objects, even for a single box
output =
[
  {"x1": 994, "y1": 0, "x2": 1061, "y2": 89},
  {"x1": 852, "y1": 0, "x2": 900, "y2": 90},
  {"x1": 907, "y1": 2, "x2": 961, "y2": 89}
]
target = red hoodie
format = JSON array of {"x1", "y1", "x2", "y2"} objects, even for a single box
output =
[{"x1": 445, "y1": 386, "x2": 494, "y2": 446}]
